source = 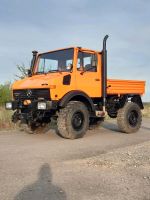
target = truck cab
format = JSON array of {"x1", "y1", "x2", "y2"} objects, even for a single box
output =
[{"x1": 12, "y1": 47, "x2": 103, "y2": 100}]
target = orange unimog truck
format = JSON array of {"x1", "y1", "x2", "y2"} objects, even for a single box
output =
[{"x1": 6, "y1": 35, "x2": 145, "y2": 139}]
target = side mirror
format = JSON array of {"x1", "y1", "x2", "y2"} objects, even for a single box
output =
[
  {"x1": 27, "y1": 69, "x2": 32, "y2": 77},
  {"x1": 80, "y1": 69, "x2": 85, "y2": 75}
]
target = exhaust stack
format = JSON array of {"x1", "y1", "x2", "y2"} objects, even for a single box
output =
[
  {"x1": 30, "y1": 50, "x2": 38, "y2": 73},
  {"x1": 102, "y1": 35, "x2": 109, "y2": 112}
]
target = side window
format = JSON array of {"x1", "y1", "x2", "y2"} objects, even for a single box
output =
[{"x1": 77, "y1": 51, "x2": 97, "y2": 72}]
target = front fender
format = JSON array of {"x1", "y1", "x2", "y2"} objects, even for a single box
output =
[{"x1": 59, "y1": 90, "x2": 95, "y2": 112}]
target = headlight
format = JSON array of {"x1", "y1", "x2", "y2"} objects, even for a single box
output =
[
  {"x1": 5, "y1": 102, "x2": 12, "y2": 110},
  {"x1": 37, "y1": 102, "x2": 47, "y2": 110}
]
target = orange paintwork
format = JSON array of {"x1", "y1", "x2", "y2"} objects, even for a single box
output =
[
  {"x1": 107, "y1": 79, "x2": 145, "y2": 95},
  {"x1": 12, "y1": 47, "x2": 145, "y2": 100}
]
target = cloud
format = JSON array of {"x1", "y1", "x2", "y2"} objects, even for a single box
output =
[{"x1": 0, "y1": 0, "x2": 149, "y2": 101}]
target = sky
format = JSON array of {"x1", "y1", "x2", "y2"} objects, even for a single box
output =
[{"x1": 0, "y1": 0, "x2": 149, "y2": 101}]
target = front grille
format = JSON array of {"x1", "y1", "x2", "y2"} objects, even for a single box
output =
[{"x1": 13, "y1": 89, "x2": 50, "y2": 101}]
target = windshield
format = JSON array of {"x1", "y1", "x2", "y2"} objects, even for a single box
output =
[{"x1": 36, "y1": 48, "x2": 74, "y2": 74}]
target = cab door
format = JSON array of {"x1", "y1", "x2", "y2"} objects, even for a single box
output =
[{"x1": 75, "y1": 50, "x2": 101, "y2": 97}]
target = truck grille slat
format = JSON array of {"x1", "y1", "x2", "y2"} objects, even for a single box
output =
[{"x1": 13, "y1": 89, "x2": 50, "y2": 101}]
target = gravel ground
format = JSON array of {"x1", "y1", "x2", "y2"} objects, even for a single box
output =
[
  {"x1": 63, "y1": 141, "x2": 150, "y2": 200},
  {"x1": 0, "y1": 118, "x2": 150, "y2": 200}
]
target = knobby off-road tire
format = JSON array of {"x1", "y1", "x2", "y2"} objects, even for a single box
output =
[
  {"x1": 57, "y1": 101, "x2": 89, "y2": 139},
  {"x1": 117, "y1": 102, "x2": 142, "y2": 133}
]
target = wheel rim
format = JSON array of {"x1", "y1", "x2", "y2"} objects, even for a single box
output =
[
  {"x1": 71, "y1": 111, "x2": 84, "y2": 131},
  {"x1": 128, "y1": 110, "x2": 139, "y2": 127}
]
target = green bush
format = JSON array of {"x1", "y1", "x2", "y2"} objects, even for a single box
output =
[{"x1": 0, "y1": 82, "x2": 11, "y2": 106}]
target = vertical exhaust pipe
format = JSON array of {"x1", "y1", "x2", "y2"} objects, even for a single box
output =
[
  {"x1": 28, "y1": 50, "x2": 38, "y2": 76},
  {"x1": 30, "y1": 50, "x2": 38, "y2": 73},
  {"x1": 102, "y1": 35, "x2": 109, "y2": 112}
]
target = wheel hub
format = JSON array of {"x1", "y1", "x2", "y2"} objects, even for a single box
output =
[
  {"x1": 71, "y1": 111, "x2": 84, "y2": 131},
  {"x1": 128, "y1": 110, "x2": 138, "y2": 127}
]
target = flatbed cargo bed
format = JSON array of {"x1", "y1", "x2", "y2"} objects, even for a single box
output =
[{"x1": 107, "y1": 79, "x2": 145, "y2": 95}]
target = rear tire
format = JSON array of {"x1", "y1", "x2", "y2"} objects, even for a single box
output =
[
  {"x1": 117, "y1": 102, "x2": 142, "y2": 133},
  {"x1": 57, "y1": 101, "x2": 89, "y2": 139}
]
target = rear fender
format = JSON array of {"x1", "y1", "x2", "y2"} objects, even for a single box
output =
[{"x1": 131, "y1": 95, "x2": 144, "y2": 109}]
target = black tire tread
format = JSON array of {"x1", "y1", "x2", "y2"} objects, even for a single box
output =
[
  {"x1": 117, "y1": 102, "x2": 142, "y2": 133},
  {"x1": 57, "y1": 101, "x2": 89, "y2": 139}
]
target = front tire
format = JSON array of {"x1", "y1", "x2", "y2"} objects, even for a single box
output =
[
  {"x1": 117, "y1": 102, "x2": 142, "y2": 133},
  {"x1": 57, "y1": 101, "x2": 89, "y2": 139}
]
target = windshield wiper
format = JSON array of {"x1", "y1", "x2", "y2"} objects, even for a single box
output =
[
  {"x1": 34, "y1": 71, "x2": 45, "y2": 75},
  {"x1": 48, "y1": 70, "x2": 62, "y2": 74},
  {"x1": 34, "y1": 70, "x2": 62, "y2": 75}
]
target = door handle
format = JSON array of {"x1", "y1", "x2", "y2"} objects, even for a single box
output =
[
  {"x1": 95, "y1": 78, "x2": 100, "y2": 81},
  {"x1": 41, "y1": 83, "x2": 48, "y2": 86}
]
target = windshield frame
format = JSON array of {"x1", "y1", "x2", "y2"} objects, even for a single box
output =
[{"x1": 34, "y1": 47, "x2": 75, "y2": 74}]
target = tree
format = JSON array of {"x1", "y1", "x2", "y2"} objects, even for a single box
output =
[{"x1": 15, "y1": 64, "x2": 28, "y2": 79}]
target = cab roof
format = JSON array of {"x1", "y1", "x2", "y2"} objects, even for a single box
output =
[{"x1": 38, "y1": 47, "x2": 101, "y2": 55}]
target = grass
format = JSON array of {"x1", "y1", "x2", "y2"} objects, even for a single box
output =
[
  {"x1": 142, "y1": 103, "x2": 150, "y2": 118},
  {"x1": 0, "y1": 107, "x2": 14, "y2": 130},
  {"x1": 0, "y1": 103, "x2": 150, "y2": 130}
]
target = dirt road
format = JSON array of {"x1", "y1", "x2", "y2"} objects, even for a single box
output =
[{"x1": 0, "y1": 119, "x2": 150, "y2": 200}]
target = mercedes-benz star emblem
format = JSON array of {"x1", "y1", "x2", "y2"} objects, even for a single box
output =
[{"x1": 27, "y1": 89, "x2": 32, "y2": 97}]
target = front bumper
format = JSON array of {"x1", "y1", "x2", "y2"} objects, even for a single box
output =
[{"x1": 5, "y1": 100, "x2": 58, "y2": 111}]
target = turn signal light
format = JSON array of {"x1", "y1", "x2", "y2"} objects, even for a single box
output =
[{"x1": 23, "y1": 100, "x2": 31, "y2": 105}]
